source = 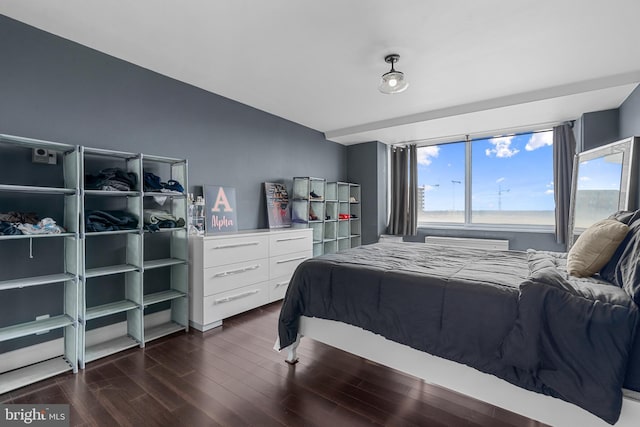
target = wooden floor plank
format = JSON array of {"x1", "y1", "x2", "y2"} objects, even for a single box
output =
[
  {"x1": 112, "y1": 355, "x2": 185, "y2": 412},
  {"x1": 0, "y1": 301, "x2": 547, "y2": 426}
]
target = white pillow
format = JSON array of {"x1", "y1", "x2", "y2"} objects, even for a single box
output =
[{"x1": 567, "y1": 219, "x2": 629, "y2": 278}]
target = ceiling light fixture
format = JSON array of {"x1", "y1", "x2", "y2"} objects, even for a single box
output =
[{"x1": 379, "y1": 54, "x2": 409, "y2": 94}]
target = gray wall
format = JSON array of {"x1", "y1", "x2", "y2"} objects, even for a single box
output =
[
  {"x1": 347, "y1": 141, "x2": 387, "y2": 244},
  {"x1": 620, "y1": 85, "x2": 640, "y2": 138},
  {"x1": 580, "y1": 109, "x2": 620, "y2": 152},
  {"x1": 0, "y1": 15, "x2": 347, "y2": 230},
  {"x1": 619, "y1": 84, "x2": 640, "y2": 205},
  {"x1": 0, "y1": 15, "x2": 346, "y2": 351}
]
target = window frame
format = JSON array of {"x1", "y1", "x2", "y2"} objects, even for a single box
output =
[{"x1": 416, "y1": 129, "x2": 556, "y2": 232}]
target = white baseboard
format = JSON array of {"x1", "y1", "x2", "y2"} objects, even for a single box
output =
[{"x1": 1, "y1": 310, "x2": 172, "y2": 374}]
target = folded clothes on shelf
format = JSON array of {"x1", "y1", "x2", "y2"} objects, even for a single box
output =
[
  {"x1": 0, "y1": 211, "x2": 39, "y2": 225},
  {"x1": 86, "y1": 168, "x2": 137, "y2": 191},
  {"x1": 0, "y1": 213, "x2": 66, "y2": 235},
  {"x1": 143, "y1": 172, "x2": 184, "y2": 193},
  {"x1": 0, "y1": 220, "x2": 22, "y2": 235},
  {"x1": 17, "y1": 218, "x2": 65, "y2": 235},
  {"x1": 143, "y1": 209, "x2": 185, "y2": 232},
  {"x1": 85, "y1": 210, "x2": 138, "y2": 232}
]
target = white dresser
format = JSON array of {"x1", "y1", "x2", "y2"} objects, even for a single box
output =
[{"x1": 189, "y1": 228, "x2": 313, "y2": 331}]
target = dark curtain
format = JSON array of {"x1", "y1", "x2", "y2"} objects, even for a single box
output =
[
  {"x1": 553, "y1": 123, "x2": 576, "y2": 246},
  {"x1": 388, "y1": 145, "x2": 418, "y2": 235}
]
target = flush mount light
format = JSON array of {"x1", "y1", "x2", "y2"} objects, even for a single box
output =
[{"x1": 378, "y1": 54, "x2": 409, "y2": 94}]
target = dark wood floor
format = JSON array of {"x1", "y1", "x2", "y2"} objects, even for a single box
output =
[{"x1": 1, "y1": 302, "x2": 547, "y2": 426}]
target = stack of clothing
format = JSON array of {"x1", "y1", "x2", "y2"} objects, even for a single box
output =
[
  {"x1": 85, "y1": 210, "x2": 138, "y2": 232},
  {"x1": 0, "y1": 212, "x2": 65, "y2": 235},
  {"x1": 86, "y1": 168, "x2": 137, "y2": 191},
  {"x1": 143, "y1": 209, "x2": 185, "y2": 232},
  {"x1": 143, "y1": 172, "x2": 184, "y2": 193}
]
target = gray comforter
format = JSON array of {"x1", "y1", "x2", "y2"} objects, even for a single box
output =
[{"x1": 278, "y1": 243, "x2": 639, "y2": 424}]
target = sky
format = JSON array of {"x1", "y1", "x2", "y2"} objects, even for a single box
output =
[
  {"x1": 576, "y1": 153, "x2": 623, "y2": 190},
  {"x1": 418, "y1": 131, "x2": 556, "y2": 211}
]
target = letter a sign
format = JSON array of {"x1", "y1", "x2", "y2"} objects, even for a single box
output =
[
  {"x1": 204, "y1": 185, "x2": 238, "y2": 234},
  {"x1": 211, "y1": 187, "x2": 233, "y2": 212}
]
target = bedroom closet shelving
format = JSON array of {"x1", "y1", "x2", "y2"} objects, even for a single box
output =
[
  {"x1": 292, "y1": 177, "x2": 326, "y2": 257},
  {"x1": 79, "y1": 147, "x2": 144, "y2": 368},
  {"x1": 291, "y1": 177, "x2": 361, "y2": 256},
  {"x1": 79, "y1": 148, "x2": 189, "y2": 368},
  {"x1": 140, "y1": 154, "x2": 189, "y2": 343},
  {"x1": 0, "y1": 134, "x2": 80, "y2": 393},
  {"x1": 0, "y1": 132, "x2": 189, "y2": 393}
]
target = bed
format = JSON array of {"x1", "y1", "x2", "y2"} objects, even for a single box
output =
[{"x1": 276, "y1": 211, "x2": 640, "y2": 426}]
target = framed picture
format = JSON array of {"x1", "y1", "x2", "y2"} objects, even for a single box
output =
[
  {"x1": 264, "y1": 182, "x2": 292, "y2": 228},
  {"x1": 204, "y1": 185, "x2": 238, "y2": 234}
]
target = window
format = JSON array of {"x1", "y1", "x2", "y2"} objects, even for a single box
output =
[
  {"x1": 417, "y1": 141, "x2": 465, "y2": 224},
  {"x1": 417, "y1": 130, "x2": 555, "y2": 227}
]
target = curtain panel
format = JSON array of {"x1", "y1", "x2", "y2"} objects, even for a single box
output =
[
  {"x1": 553, "y1": 123, "x2": 576, "y2": 246},
  {"x1": 388, "y1": 145, "x2": 418, "y2": 236}
]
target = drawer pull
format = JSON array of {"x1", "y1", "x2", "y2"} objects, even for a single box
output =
[
  {"x1": 213, "y1": 264, "x2": 261, "y2": 277},
  {"x1": 274, "y1": 281, "x2": 289, "y2": 288},
  {"x1": 276, "y1": 256, "x2": 307, "y2": 264},
  {"x1": 212, "y1": 241, "x2": 260, "y2": 250},
  {"x1": 213, "y1": 289, "x2": 260, "y2": 304},
  {"x1": 276, "y1": 236, "x2": 307, "y2": 242}
]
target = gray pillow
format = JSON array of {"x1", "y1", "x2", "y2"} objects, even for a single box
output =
[{"x1": 600, "y1": 210, "x2": 640, "y2": 305}]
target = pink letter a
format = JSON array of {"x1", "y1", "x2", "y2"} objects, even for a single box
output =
[{"x1": 212, "y1": 188, "x2": 233, "y2": 212}]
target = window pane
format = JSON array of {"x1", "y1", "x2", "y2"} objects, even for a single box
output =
[
  {"x1": 471, "y1": 131, "x2": 554, "y2": 225},
  {"x1": 417, "y1": 142, "x2": 465, "y2": 223}
]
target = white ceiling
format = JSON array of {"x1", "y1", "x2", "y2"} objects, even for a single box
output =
[{"x1": 2, "y1": 0, "x2": 640, "y2": 145}]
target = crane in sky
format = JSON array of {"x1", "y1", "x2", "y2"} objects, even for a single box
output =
[{"x1": 498, "y1": 184, "x2": 510, "y2": 211}]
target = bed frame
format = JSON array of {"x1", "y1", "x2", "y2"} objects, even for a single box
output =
[{"x1": 279, "y1": 316, "x2": 640, "y2": 427}]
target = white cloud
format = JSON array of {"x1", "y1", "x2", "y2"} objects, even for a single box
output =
[
  {"x1": 579, "y1": 176, "x2": 591, "y2": 182},
  {"x1": 545, "y1": 181, "x2": 554, "y2": 195},
  {"x1": 423, "y1": 184, "x2": 439, "y2": 192},
  {"x1": 485, "y1": 136, "x2": 519, "y2": 158},
  {"x1": 525, "y1": 132, "x2": 553, "y2": 151},
  {"x1": 418, "y1": 146, "x2": 440, "y2": 165},
  {"x1": 496, "y1": 177, "x2": 505, "y2": 184}
]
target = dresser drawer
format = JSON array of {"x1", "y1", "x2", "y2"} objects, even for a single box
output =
[
  {"x1": 203, "y1": 258, "x2": 268, "y2": 296},
  {"x1": 269, "y1": 251, "x2": 312, "y2": 279},
  {"x1": 269, "y1": 230, "x2": 312, "y2": 257},
  {"x1": 203, "y1": 235, "x2": 268, "y2": 267},
  {"x1": 268, "y1": 276, "x2": 292, "y2": 302},
  {"x1": 203, "y1": 281, "x2": 269, "y2": 324}
]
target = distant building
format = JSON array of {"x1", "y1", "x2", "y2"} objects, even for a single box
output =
[{"x1": 418, "y1": 185, "x2": 426, "y2": 211}]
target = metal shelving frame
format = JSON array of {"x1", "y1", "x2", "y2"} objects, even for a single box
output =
[{"x1": 0, "y1": 134, "x2": 80, "y2": 393}]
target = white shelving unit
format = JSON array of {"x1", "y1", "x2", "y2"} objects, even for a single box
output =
[
  {"x1": 79, "y1": 147, "x2": 143, "y2": 368},
  {"x1": 0, "y1": 134, "x2": 189, "y2": 389},
  {"x1": 332, "y1": 181, "x2": 361, "y2": 254},
  {"x1": 290, "y1": 178, "x2": 361, "y2": 256},
  {"x1": 0, "y1": 134, "x2": 80, "y2": 394},
  {"x1": 349, "y1": 183, "x2": 362, "y2": 248},
  {"x1": 291, "y1": 177, "x2": 325, "y2": 257},
  {"x1": 141, "y1": 154, "x2": 188, "y2": 343},
  {"x1": 78, "y1": 149, "x2": 190, "y2": 368}
]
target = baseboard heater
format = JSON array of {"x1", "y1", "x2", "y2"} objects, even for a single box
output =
[{"x1": 425, "y1": 236, "x2": 509, "y2": 251}]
